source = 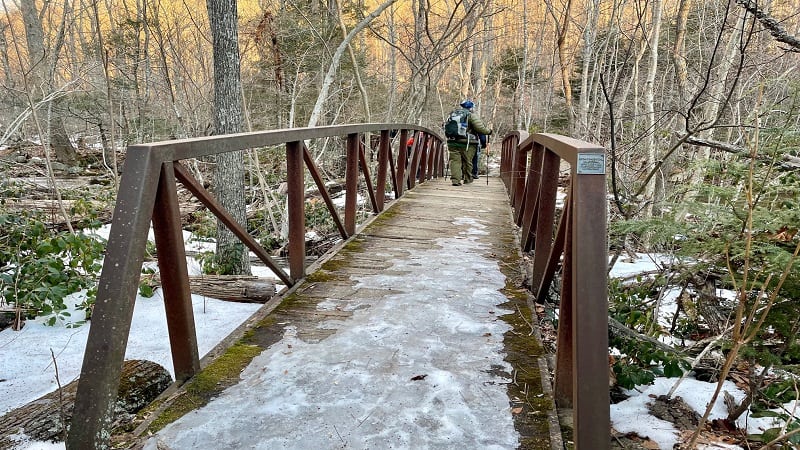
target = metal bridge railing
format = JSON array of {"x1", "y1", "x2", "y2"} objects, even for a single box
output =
[
  {"x1": 501, "y1": 131, "x2": 609, "y2": 450},
  {"x1": 67, "y1": 124, "x2": 445, "y2": 449}
]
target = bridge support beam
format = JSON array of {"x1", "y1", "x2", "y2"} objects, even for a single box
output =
[{"x1": 152, "y1": 162, "x2": 200, "y2": 381}]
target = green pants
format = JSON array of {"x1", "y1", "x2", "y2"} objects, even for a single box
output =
[{"x1": 448, "y1": 144, "x2": 476, "y2": 183}]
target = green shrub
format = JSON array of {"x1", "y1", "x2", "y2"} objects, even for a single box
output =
[
  {"x1": 609, "y1": 278, "x2": 690, "y2": 389},
  {"x1": 0, "y1": 213, "x2": 105, "y2": 326}
]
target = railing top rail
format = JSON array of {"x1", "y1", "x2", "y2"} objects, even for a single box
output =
[
  {"x1": 502, "y1": 130, "x2": 530, "y2": 143},
  {"x1": 516, "y1": 132, "x2": 605, "y2": 165},
  {"x1": 128, "y1": 123, "x2": 444, "y2": 161}
]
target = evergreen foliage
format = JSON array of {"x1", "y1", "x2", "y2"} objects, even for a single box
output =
[{"x1": 0, "y1": 212, "x2": 105, "y2": 326}]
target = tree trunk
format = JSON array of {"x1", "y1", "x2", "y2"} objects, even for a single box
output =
[
  {"x1": 19, "y1": 0, "x2": 77, "y2": 166},
  {"x1": 679, "y1": 7, "x2": 748, "y2": 215},
  {"x1": 551, "y1": 0, "x2": 575, "y2": 133},
  {"x1": 207, "y1": 0, "x2": 251, "y2": 276},
  {"x1": 386, "y1": 4, "x2": 397, "y2": 118},
  {"x1": 0, "y1": 21, "x2": 12, "y2": 87},
  {"x1": 0, "y1": 360, "x2": 172, "y2": 446},
  {"x1": 476, "y1": 0, "x2": 494, "y2": 111},
  {"x1": 643, "y1": 0, "x2": 664, "y2": 218},
  {"x1": 334, "y1": 0, "x2": 370, "y2": 123},
  {"x1": 672, "y1": 0, "x2": 691, "y2": 113},
  {"x1": 516, "y1": 0, "x2": 529, "y2": 130},
  {"x1": 578, "y1": 0, "x2": 599, "y2": 138}
]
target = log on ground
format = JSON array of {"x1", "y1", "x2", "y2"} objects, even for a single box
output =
[
  {"x1": 151, "y1": 274, "x2": 277, "y2": 303},
  {"x1": 0, "y1": 359, "x2": 172, "y2": 447}
]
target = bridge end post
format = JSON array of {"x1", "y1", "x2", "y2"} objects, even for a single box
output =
[
  {"x1": 571, "y1": 149, "x2": 610, "y2": 450},
  {"x1": 67, "y1": 148, "x2": 161, "y2": 450}
]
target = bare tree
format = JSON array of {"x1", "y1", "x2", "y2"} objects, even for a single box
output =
[
  {"x1": 577, "y1": 0, "x2": 599, "y2": 138},
  {"x1": 643, "y1": 0, "x2": 663, "y2": 217},
  {"x1": 207, "y1": 0, "x2": 250, "y2": 275},
  {"x1": 306, "y1": 0, "x2": 398, "y2": 128},
  {"x1": 19, "y1": 0, "x2": 78, "y2": 165},
  {"x1": 545, "y1": 0, "x2": 575, "y2": 132}
]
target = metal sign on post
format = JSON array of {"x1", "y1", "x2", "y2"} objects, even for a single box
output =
[{"x1": 576, "y1": 153, "x2": 606, "y2": 175}]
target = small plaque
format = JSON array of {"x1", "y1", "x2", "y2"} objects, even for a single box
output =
[{"x1": 576, "y1": 153, "x2": 605, "y2": 175}]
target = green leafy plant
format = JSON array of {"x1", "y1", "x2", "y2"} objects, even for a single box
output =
[
  {"x1": 748, "y1": 401, "x2": 800, "y2": 446},
  {"x1": 139, "y1": 267, "x2": 157, "y2": 298},
  {"x1": 0, "y1": 212, "x2": 105, "y2": 326},
  {"x1": 609, "y1": 279, "x2": 691, "y2": 389}
]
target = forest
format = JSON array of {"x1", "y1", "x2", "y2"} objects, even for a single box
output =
[{"x1": 1, "y1": 0, "x2": 800, "y2": 447}]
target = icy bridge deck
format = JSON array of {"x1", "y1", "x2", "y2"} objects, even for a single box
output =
[{"x1": 136, "y1": 176, "x2": 559, "y2": 450}]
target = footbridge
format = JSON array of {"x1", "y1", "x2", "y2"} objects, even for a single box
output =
[{"x1": 65, "y1": 124, "x2": 608, "y2": 449}]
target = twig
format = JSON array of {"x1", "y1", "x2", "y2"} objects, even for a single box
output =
[
  {"x1": 763, "y1": 426, "x2": 800, "y2": 447},
  {"x1": 332, "y1": 424, "x2": 346, "y2": 446},
  {"x1": 516, "y1": 304, "x2": 535, "y2": 336},
  {"x1": 667, "y1": 328, "x2": 729, "y2": 399},
  {"x1": 50, "y1": 348, "x2": 67, "y2": 442}
]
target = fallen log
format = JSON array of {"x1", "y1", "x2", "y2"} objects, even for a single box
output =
[
  {"x1": 0, "y1": 359, "x2": 172, "y2": 447},
  {"x1": 150, "y1": 274, "x2": 277, "y2": 303}
]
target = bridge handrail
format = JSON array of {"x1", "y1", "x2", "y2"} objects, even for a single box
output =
[
  {"x1": 68, "y1": 123, "x2": 445, "y2": 449},
  {"x1": 500, "y1": 131, "x2": 609, "y2": 450}
]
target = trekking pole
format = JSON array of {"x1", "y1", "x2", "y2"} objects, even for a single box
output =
[{"x1": 485, "y1": 134, "x2": 491, "y2": 185}]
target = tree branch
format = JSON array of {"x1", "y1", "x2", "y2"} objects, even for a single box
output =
[
  {"x1": 684, "y1": 135, "x2": 800, "y2": 170},
  {"x1": 736, "y1": 0, "x2": 800, "y2": 52}
]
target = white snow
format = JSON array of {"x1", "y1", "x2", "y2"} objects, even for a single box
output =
[{"x1": 0, "y1": 289, "x2": 261, "y2": 415}]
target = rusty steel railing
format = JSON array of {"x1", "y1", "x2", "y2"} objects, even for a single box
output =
[
  {"x1": 67, "y1": 124, "x2": 444, "y2": 449},
  {"x1": 500, "y1": 132, "x2": 609, "y2": 449}
]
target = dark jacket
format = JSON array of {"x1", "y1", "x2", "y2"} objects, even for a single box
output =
[{"x1": 447, "y1": 108, "x2": 492, "y2": 148}]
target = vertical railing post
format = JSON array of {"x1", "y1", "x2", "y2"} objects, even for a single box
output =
[
  {"x1": 511, "y1": 144, "x2": 530, "y2": 216},
  {"x1": 358, "y1": 140, "x2": 379, "y2": 213},
  {"x1": 376, "y1": 130, "x2": 390, "y2": 211},
  {"x1": 427, "y1": 136, "x2": 436, "y2": 180},
  {"x1": 418, "y1": 134, "x2": 429, "y2": 183},
  {"x1": 286, "y1": 141, "x2": 305, "y2": 280},
  {"x1": 434, "y1": 140, "x2": 444, "y2": 177},
  {"x1": 152, "y1": 161, "x2": 200, "y2": 381},
  {"x1": 528, "y1": 150, "x2": 560, "y2": 281},
  {"x1": 397, "y1": 129, "x2": 408, "y2": 197},
  {"x1": 571, "y1": 148, "x2": 609, "y2": 449},
  {"x1": 408, "y1": 132, "x2": 419, "y2": 189},
  {"x1": 500, "y1": 137, "x2": 511, "y2": 185},
  {"x1": 345, "y1": 133, "x2": 359, "y2": 235},
  {"x1": 555, "y1": 199, "x2": 574, "y2": 408},
  {"x1": 517, "y1": 143, "x2": 542, "y2": 228}
]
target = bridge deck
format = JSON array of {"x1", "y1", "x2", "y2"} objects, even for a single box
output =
[{"x1": 140, "y1": 176, "x2": 559, "y2": 449}]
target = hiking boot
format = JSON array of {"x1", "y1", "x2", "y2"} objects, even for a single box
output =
[
  {"x1": 463, "y1": 178, "x2": 473, "y2": 184},
  {"x1": 472, "y1": 174, "x2": 479, "y2": 180},
  {"x1": 452, "y1": 181, "x2": 462, "y2": 186}
]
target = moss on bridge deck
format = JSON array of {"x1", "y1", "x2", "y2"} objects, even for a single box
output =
[{"x1": 120, "y1": 176, "x2": 559, "y2": 449}]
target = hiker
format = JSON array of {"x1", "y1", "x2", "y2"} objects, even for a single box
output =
[
  {"x1": 444, "y1": 100, "x2": 492, "y2": 186},
  {"x1": 472, "y1": 133, "x2": 487, "y2": 180}
]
